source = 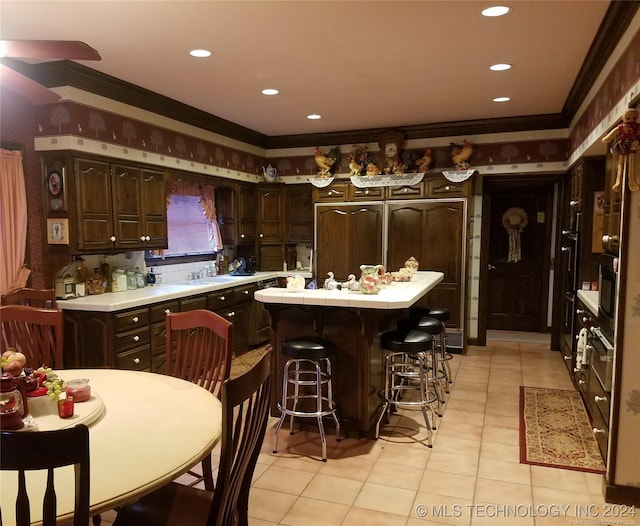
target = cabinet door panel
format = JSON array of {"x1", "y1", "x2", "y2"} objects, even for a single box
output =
[
  {"x1": 348, "y1": 206, "x2": 384, "y2": 277},
  {"x1": 75, "y1": 158, "x2": 113, "y2": 251},
  {"x1": 112, "y1": 164, "x2": 143, "y2": 249},
  {"x1": 258, "y1": 187, "x2": 283, "y2": 243},
  {"x1": 142, "y1": 170, "x2": 168, "y2": 248},
  {"x1": 239, "y1": 185, "x2": 256, "y2": 244},
  {"x1": 287, "y1": 185, "x2": 313, "y2": 243},
  {"x1": 316, "y1": 204, "x2": 383, "y2": 282},
  {"x1": 387, "y1": 200, "x2": 465, "y2": 328}
]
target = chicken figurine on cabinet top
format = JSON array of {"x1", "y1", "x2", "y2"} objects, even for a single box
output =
[
  {"x1": 314, "y1": 146, "x2": 341, "y2": 177},
  {"x1": 451, "y1": 139, "x2": 473, "y2": 170}
]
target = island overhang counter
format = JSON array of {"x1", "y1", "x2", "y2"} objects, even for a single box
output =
[{"x1": 254, "y1": 271, "x2": 444, "y2": 437}]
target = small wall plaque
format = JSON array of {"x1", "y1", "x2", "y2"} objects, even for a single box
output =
[{"x1": 47, "y1": 218, "x2": 69, "y2": 245}]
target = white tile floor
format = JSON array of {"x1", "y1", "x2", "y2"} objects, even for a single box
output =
[{"x1": 101, "y1": 333, "x2": 609, "y2": 526}]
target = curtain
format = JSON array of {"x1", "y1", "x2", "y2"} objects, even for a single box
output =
[
  {"x1": 0, "y1": 149, "x2": 30, "y2": 295},
  {"x1": 152, "y1": 178, "x2": 222, "y2": 256},
  {"x1": 199, "y1": 184, "x2": 223, "y2": 252}
]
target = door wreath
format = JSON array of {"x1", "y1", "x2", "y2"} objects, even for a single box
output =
[{"x1": 502, "y1": 207, "x2": 528, "y2": 263}]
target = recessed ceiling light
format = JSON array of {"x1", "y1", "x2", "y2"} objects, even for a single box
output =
[
  {"x1": 307, "y1": 114, "x2": 322, "y2": 120},
  {"x1": 490, "y1": 63, "x2": 512, "y2": 71},
  {"x1": 481, "y1": 5, "x2": 511, "y2": 17},
  {"x1": 261, "y1": 88, "x2": 279, "y2": 96},
  {"x1": 493, "y1": 96, "x2": 511, "y2": 103},
  {"x1": 189, "y1": 49, "x2": 212, "y2": 58}
]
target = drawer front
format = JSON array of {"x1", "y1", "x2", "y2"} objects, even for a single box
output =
[
  {"x1": 589, "y1": 393, "x2": 609, "y2": 462},
  {"x1": 115, "y1": 326, "x2": 150, "y2": 353},
  {"x1": 588, "y1": 369, "x2": 611, "y2": 427},
  {"x1": 427, "y1": 179, "x2": 469, "y2": 198},
  {"x1": 115, "y1": 308, "x2": 149, "y2": 333},
  {"x1": 180, "y1": 295, "x2": 207, "y2": 312},
  {"x1": 234, "y1": 285, "x2": 256, "y2": 303},
  {"x1": 116, "y1": 346, "x2": 150, "y2": 371},
  {"x1": 386, "y1": 183, "x2": 424, "y2": 200},
  {"x1": 207, "y1": 289, "x2": 236, "y2": 310},
  {"x1": 150, "y1": 301, "x2": 180, "y2": 323},
  {"x1": 348, "y1": 186, "x2": 384, "y2": 201}
]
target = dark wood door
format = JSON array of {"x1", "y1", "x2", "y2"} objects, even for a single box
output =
[
  {"x1": 112, "y1": 163, "x2": 143, "y2": 250},
  {"x1": 257, "y1": 185, "x2": 284, "y2": 243},
  {"x1": 485, "y1": 182, "x2": 554, "y2": 332},
  {"x1": 387, "y1": 200, "x2": 465, "y2": 328},
  {"x1": 141, "y1": 169, "x2": 167, "y2": 249},
  {"x1": 316, "y1": 204, "x2": 383, "y2": 282}
]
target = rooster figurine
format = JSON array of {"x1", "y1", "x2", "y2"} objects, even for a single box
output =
[
  {"x1": 451, "y1": 139, "x2": 473, "y2": 170},
  {"x1": 314, "y1": 146, "x2": 336, "y2": 176},
  {"x1": 415, "y1": 148, "x2": 431, "y2": 173},
  {"x1": 347, "y1": 154, "x2": 362, "y2": 176}
]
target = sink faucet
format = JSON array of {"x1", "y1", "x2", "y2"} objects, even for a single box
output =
[{"x1": 189, "y1": 264, "x2": 217, "y2": 282}]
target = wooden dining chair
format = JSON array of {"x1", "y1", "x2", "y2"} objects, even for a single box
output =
[
  {"x1": 0, "y1": 305, "x2": 64, "y2": 369},
  {"x1": 165, "y1": 309, "x2": 232, "y2": 490},
  {"x1": 1, "y1": 287, "x2": 57, "y2": 308},
  {"x1": 0, "y1": 424, "x2": 90, "y2": 526},
  {"x1": 112, "y1": 347, "x2": 272, "y2": 526}
]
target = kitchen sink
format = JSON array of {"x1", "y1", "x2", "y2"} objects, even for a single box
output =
[{"x1": 178, "y1": 275, "x2": 241, "y2": 286}]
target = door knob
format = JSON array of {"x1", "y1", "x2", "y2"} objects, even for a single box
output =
[{"x1": 488, "y1": 264, "x2": 496, "y2": 270}]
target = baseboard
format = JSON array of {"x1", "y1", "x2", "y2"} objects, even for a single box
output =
[{"x1": 604, "y1": 481, "x2": 640, "y2": 505}]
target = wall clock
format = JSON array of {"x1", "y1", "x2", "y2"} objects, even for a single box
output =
[{"x1": 378, "y1": 130, "x2": 405, "y2": 172}]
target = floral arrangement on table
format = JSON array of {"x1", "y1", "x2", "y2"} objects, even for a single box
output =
[{"x1": 1, "y1": 350, "x2": 66, "y2": 401}]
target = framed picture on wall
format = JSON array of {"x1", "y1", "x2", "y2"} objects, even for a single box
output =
[{"x1": 47, "y1": 218, "x2": 69, "y2": 245}]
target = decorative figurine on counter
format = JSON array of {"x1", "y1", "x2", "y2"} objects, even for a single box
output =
[
  {"x1": 342, "y1": 274, "x2": 359, "y2": 291},
  {"x1": 450, "y1": 139, "x2": 473, "y2": 170},
  {"x1": 323, "y1": 272, "x2": 340, "y2": 290},
  {"x1": 602, "y1": 107, "x2": 640, "y2": 192}
]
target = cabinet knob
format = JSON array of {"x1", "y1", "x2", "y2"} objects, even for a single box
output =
[
  {"x1": 221, "y1": 296, "x2": 226, "y2": 301},
  {"x1": 227, "y1": 311, "x2": 235, "y2": 317},
  {"x1": 164, "y1": 309, "x2": 171, "y2": 314},
  {"x1": 145, "y1": 235, "x2": 150, "y2": 241},
  {"x1": 576, "y1": 309, "x2": 585, "y2": 315},
  {"x1": 132, "y1": 316, "x2": 139, "y2": 323},
  {"x1": 602, "y1": 234, "x2": 618, "y2": 243},
  {"x1": 260, "y1": 233, "x2": 264, "y2": 238},
  {"x1": 110, "y1": 236, "x2": 116, "y2": 242},
  {"x1": 444, "y1": 185, "x2": 451, "y2": 191},
  {"x1": 560, "y1": 246, "x2": 570, "y2": 252},
  {"x1": 140, "y1": 236, "x2": 146, "y2": 241},
  {"x1": 240, "y1": 234, "x2": 245, "y2": 239},
  {"x1": 133, "y1": 335, "x2": 140, "y2": 342},
  {"x1": 594, "y1": 396, "x2": 608, "y2": 403},
  {"x1": 563, "y1": 355, "x2": 572, "y2": 361},
  {"x1": 244, "y1": 290, "x2": 249, "y2": 295},
  {"x1": 578, "y1": 379, "x2": 586, "y2": 385},
  {"x1": 133, "y1": 357, "x2": 140, "y2": 364},
  {"x1": 592, "y1": 427, "x2": 608, "y2": 436},
  {"x1": 570, "y1": 200, "x2": 580, "y2": 207}
]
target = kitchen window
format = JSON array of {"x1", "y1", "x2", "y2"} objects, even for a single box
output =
[{"x1": 147, "y1": 179, "x2": 223, "y2": 261}]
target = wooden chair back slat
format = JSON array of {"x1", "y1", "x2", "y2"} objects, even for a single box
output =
[
  {"x1": 166, "y1": 309, "x2": 232, "y2": 398},
  {"x1": 1, "y1": 288, "x2": 57, "y2": 309},
  {"x1": 1, "y1": 424, "x2": 90, "y2": 526},
  {"x1": 210, "y1": 347, "x2": 272, "y2": 526},
  {"x1": 0, "y1": 305, "x2": 64, "y2": 368}
]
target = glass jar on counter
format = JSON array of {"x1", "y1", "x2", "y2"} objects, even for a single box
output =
[
  {"x1": 135, "y1": 267, "x2": 145, "y2": 288},
  {"x1": 87, "y1": 268, "x2": 106, "y2": 295},
  {"x1": 112, "y1": 268, "x2": 127, "y2": 292},
  {"x1": 126, "y1": 270, "x2": 137, "y2": 290}
]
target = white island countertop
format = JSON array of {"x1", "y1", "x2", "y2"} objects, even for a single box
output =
[
  {"x1": 56, "y1": 271, "x2": 310, "y2": 313},
  {"x1": 255, "y1": 271, "x2": 444, "y2": 310}
]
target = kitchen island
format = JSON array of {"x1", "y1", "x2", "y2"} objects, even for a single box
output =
[{"x1": 254, "y1": 271, "x2": 444, "y2": 437}]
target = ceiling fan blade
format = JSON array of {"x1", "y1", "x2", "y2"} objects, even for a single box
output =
[
  {"x1": 0, "y1": 40, "x2": 101, "y2": 61},
  {"x1": 0, "y1": 64, "x2": 61, "y2": 104}
]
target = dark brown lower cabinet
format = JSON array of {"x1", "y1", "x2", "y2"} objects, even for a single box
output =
[{"x1": 63, "y1": 283, "x2": 263, "y2": 369}]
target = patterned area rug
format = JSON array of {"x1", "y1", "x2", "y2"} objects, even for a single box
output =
[{"x1": 520, "y1": 386, "x2": 605, "y2": 473}]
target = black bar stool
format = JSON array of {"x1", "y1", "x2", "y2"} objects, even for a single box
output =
[
  {"x1": 410, "y1": 307, "x2": 453, "y2": 390},
  {"x1": 273, "y1": 337, "x2": 340, "y2": 462},
  {"x1": 376, "y1": 328, "x2": 440, "y2": 447}
]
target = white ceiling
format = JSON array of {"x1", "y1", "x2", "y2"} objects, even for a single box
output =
[{"x1": 0, "y1": 0, "x2": 611, "y2": 138}]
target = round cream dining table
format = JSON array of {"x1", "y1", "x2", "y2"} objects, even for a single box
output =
[{"x1": 0, "y1": 368, "x2": 223, "y2": 525}]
